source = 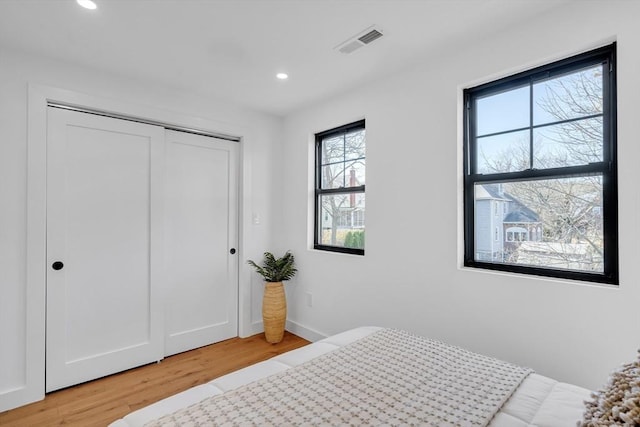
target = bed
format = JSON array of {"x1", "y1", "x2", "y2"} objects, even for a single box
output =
[{"x1": 108, "y1": 327, "x2": 591, "y2": 426}]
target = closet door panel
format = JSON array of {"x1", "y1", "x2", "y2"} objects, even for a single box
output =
[
  {"x1": 46, "y1": 108, "x2": 164, "y2": 392},
  {"x1": 164, "y1": 130, "x2": 238, "y2": 356}
]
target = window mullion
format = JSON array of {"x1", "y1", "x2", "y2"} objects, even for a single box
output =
[
  {"x1": 341, "y1": 132, "x2": 347, "y2": 188},
  {"x1": 529, "y1": 79, "x2": 534, "y2": 170},
  {"x1": 318, "y1": 186, "x2": 365, "y2": 196},
  {"x1": 469, "y1": 162, "x2": 608, "y2": 184}
]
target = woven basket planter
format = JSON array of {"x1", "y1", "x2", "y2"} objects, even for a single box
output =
[{"x1": 262, "y1": 281, "x2": 287, "y2": 343}]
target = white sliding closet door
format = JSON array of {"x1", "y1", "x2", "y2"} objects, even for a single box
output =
[
  {"x1": 46, "y1": 107, "x2": 165, "y2": 392},
  {"x1": 164, "y1": 130, "x2": 239, "y2": 356}
]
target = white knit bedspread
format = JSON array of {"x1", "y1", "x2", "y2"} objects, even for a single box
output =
[{"x1": 144, "y1": 328, "x2": 532, "y2": 426}]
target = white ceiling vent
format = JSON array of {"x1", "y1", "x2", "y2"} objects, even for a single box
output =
[{"x1": 335, "y1": 25, "x2": 384, "y2": 54}]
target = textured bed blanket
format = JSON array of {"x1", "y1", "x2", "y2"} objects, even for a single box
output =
[{"x1": 145, "y1": 328, "x2": 532, "y2": 426}]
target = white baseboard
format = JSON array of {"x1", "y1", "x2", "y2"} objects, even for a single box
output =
[
  {"x1": 285, "y1": 320, "x2": 327, "y2": 342},
  {"x1": 244, "y1": 319, "x2": 327, "y2": 342}
]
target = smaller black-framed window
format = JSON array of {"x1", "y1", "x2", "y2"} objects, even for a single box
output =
[
  {"x1": 463, "y1": 43, "x2": 617, "y2": 284},
  {"x1": 314, "y1": 120, "x2": 365, "y2": 255}
]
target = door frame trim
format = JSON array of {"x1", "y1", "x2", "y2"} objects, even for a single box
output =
[{"x1": 24, "y1": 84, "x2": 250, "y2": 408}]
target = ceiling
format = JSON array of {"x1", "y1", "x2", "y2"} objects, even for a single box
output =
[{"x1": 0, "y1": 0, "x2": 573, "y2": 117}]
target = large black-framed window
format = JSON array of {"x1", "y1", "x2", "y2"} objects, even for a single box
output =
[
  {"x1": 463, "y1": 43, "x2": 617, "y2": 284},
  {"x1": 314, "y1": 120, "x2": 365, "y2": 255}
]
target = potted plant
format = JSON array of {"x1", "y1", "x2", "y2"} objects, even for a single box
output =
[{"x1": 247, "y1": 251, "x2": 297, "y2": 343}]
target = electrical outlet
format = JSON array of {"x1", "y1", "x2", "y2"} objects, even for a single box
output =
[{"x1": 306, "y1": 292, "x2": 313, "y2": 307}]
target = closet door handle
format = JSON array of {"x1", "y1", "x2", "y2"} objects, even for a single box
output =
[
  {"x1": 52, "y1": 261, "x2": 64, "y2": 270},
  {"x1": 229, "y1": 248, "x2": 236, "y2": 255}
]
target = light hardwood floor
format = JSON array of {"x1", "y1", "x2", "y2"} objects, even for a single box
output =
[{"x1": 0, "y1": 332, "x2": 309, "y2": 427}]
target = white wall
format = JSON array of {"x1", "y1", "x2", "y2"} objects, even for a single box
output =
[
  {"x1": 280, "y1": 0, "x2": 640, "y2": 390},
  {"x1": 0, "y1": 47, "x2": 281, "y2": 411}
]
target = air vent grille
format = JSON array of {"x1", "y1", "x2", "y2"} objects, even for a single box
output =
[
  {"x1": 358, "y1": 29, "x2": 383, "y2": 44},
  {"x1": 334, "y1": 25, "x2": 384, "y2": 54}
]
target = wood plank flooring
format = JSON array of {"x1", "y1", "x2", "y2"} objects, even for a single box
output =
[{"x1": 0, "y1": 332, "x2": 309, "y2": 427}]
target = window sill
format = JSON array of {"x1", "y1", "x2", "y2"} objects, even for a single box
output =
[{"x1": 458, "y1": 263, "x2": 619, "y2": 290}]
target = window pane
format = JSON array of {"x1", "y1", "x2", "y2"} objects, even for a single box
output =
[
  {"x1": 476, "y1": 85, "x2": 529, "y2": 136},
  {"x1": 321, "y1": 163, "x2": 345, "y2": 189},
  {"x1": 476, "y1": 130, "x2": 529, "y2": 174},
  {"x1": 474, "y1": 177, "x2": 603, "y2": 272},
  {"x1": 321, "y1": 135, "x2": 344, "y2": 165},
  {"x1": 533, "y1": 117, "x2": 603, "y2": 168},
  {"x1": 533, "y1": 65, "x2": 603, "y2": 126},
  {"x1": 319, "y1": 193, "x2": 365, "y2": 249},
  {"x1": 344, "y1": 129, "x2": 365, "y2": 160},
  {"x1": 345, "y1": 160, "x2": 365, "y2": 187}
]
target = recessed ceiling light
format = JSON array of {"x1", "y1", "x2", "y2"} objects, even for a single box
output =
[
  {"x1": 77, "y1": 0, "x2": 97, "y2": 10},
  {"x1": 276, "y1": 73, "x2": 289, "y2": 80}
]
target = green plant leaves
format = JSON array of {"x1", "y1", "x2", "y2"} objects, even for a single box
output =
[{"x1": 247, "y1": 251, "x2": 297, "y2": 282}]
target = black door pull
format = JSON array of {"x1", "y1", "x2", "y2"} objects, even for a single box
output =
[
  {"x1": 229, "y1": 248, "x2": 236, "y2": 255},
  {"x1": 52, "y1": 261, "x2": 64, "y2": 270}
]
